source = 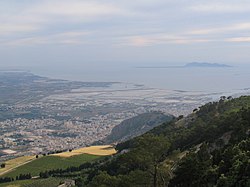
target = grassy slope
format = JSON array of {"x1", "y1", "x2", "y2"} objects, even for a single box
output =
[
  {"x1": 86, "y1": 96, "x2": 250, "y2": 186},
  {"x1": 2, "y1": 154, "x2": 100, "y2": 178},
  {"x1": 0, "y1": 156, "x2": 35, "y2": 177}
]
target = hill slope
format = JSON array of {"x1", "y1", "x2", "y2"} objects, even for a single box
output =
[
  {"x1": 86, "y1": 96, "x2": 250, "y2": 186},
  {"x1": 105, "y1": 111, "x2": 174, "y2": 143}
]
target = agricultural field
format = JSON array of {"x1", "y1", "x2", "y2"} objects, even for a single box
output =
[
  {"x1": 0, "y1": 177, "x2": 63, "y2": 187},
  {"x1": 53, "y1": 145, "x2": 116, "y2": 157},
  {"x1": 2, "y1": 153, "x2": 100, "y2": 178},
  {"x1": 0, "y1": 156, "x2": 35, "y2": 176}
]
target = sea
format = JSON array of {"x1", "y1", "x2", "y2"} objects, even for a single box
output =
[{"x1": 28, "y1": 64, "x2": 250, "y2": 95}]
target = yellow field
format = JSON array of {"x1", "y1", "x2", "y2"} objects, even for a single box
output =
[
  {"x1": 53, "y1": 145, "x2": 116, "y2": 157},
  {"x1": 0, "y1": 145, "x2": 116, "y2": 176},
  {"x1": 0, "y1": 156, "x2": 35, "y2": 176}
]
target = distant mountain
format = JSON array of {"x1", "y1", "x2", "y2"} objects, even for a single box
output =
[
  {"x1": 184, "y1": 62, "x2": 232, "y2": 68},
  {"x1": 105, "y1": 111, "x2": 174, "y2": 143}
]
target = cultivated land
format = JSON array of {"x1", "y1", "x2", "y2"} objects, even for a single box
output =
[
  {"x1": 0, "y1": 156, "x2": 35, "y2": 176},
  {"x1": 1, "y1": 153, "x2": 100, "y2": 178},
  {"x1": 53, "y1": 145, "x2": 116, "y2": 157},
  {"x1": 0, "y1": 145, "x2": 114, "y2": 186}
]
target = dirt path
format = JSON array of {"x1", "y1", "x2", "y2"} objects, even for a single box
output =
[{"x1": 0, "y1": 157, "x2": 36, "y2": 176}]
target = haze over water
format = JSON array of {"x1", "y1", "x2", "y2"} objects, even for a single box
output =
[
  {"x1": 29, "y1": 64, "x2": 250, "y2": 93},
  {"x1": 1, "y1": 1, "x2": 250, "y2": 95}
]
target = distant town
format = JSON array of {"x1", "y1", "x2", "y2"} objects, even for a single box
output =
[{"x1": 0, "y1": 71, "x2": 240, "y2": 162}]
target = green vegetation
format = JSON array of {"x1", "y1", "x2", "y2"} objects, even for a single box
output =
[
  {"x1": 0, "y1": 156, "x2": 35, "y2": 177},
  {"x1": 2, "y1": 154, "x2": 100, "y2": 178},
  {"x1": 169, "y1": 139, "x2": 250, "y2": 187},
  {"x1": 0, "y1": 177, "x2": 63, "y2": 187},
  {"x1": 82, "y1": 96, "x2": 250, "y2": 186},
  {"x1": 105, "y1": 112, "x2": 173, "y2": 143}
]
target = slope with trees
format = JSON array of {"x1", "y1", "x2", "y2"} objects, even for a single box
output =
[{"x1": 84, "y1": 96, "x2": 250, "y2": 186}]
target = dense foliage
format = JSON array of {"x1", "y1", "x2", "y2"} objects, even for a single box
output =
[
  {"x1": 0, "y1": 173, "x2": 31, "y2": 184},
  {"x1": 83, "y1": 96, "x2": 250, "y2": 186}
]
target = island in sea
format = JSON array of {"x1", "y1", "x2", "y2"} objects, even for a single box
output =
[
  {"x1": 184, "y1": 62, "x2": 232, "y2": 68},
  {"x1": 136, "y1": 62, "x2": 232, "y2": 69}
]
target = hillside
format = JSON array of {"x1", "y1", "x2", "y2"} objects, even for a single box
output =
[
  {"x1": 85, "y1": 96, "x2": 250, "y2": 186},
  {"x1": 105, "y1": 112, "x2": 174, "y2": 143},
  {"x1": 1, "y1": 96, "x2": 249, "y2": 186}
]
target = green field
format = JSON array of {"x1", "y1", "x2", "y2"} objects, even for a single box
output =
[
  {"x1": 2, "y1": 154, "x2": 100, "y2": 178},
  {"x1": 0, "y1": 177, "x2": 63, "y2": 187}
]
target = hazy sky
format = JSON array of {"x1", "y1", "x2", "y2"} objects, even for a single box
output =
[{"x1": 1, "y1": 0, "x2": 250, "y2": 69}]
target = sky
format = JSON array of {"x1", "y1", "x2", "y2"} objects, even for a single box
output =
[{"x1": 1, "y1": 0, "x2": 250, "y2": 70}]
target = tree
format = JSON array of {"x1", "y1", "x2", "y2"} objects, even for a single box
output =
[
  {"x1": 0, "y1": 163, "x2": 5, "y2": 168},
  {"x1": 121, "y1": 134, "x2": 170, "y2": 186},
  {"x1": 193, "y1": 108, "x2": 198, "y2": 113},
  {"x1": 89, "y1": 171, "x2": 120, "y2": 187},
  {"x1": 220, "y1": 96, "x2": 226, "y2": 101},
  {"x1": 169, "y1": 144, "x2": 213, "y2": 187},
  {"x1": 40, "y1": 171, "x2": 50, "y2": 178},
  {"x1": 75, "y1": 177, "x2": 85, "y2": 187}
]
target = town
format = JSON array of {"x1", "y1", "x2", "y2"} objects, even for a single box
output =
[{"x1": 0, "y1": 72, "x2": 233, "y2": 162}]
